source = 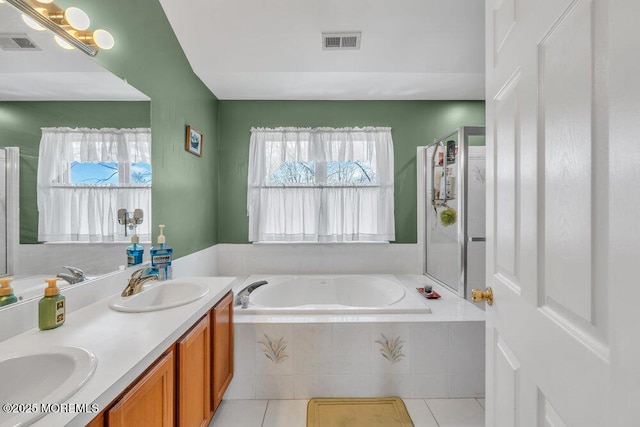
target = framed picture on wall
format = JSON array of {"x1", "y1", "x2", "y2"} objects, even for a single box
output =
[{"x1": 186, "y1": 125, "x2": 203, "y2": 157}]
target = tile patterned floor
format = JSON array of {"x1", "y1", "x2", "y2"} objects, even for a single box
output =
[{"x1": 210, "y1": 398, "x2": 485, "y2": 427}]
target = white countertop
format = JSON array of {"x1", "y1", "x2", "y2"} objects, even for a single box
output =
[{"x1": 0, "y1": 276, "x2": 236, "y2": 427}]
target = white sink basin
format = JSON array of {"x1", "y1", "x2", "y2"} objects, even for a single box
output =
[
  {"x1": 109, "y1": 280, "x2": 210, "y2": 313},
  {"x1": 0, "y1": 346, "x2": 97, "y2": 426}
]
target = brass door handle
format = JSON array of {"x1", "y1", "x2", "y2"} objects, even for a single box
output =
[{"x1": 472, "y1": 287, "x2": 493, "y2": 306}]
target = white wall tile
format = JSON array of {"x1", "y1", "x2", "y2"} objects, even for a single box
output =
[
  {"x1": 216, "y1": 243, "x2": 422, "y2": 276},
  {"x1": 255, "y1": 375, "x2": 295, "y2": 399},
  {"x1": 285, "y1": 245, "x2": 335, "y2": 273},
  {"x1": 330, "y1": 374, "x2": 373, "y2": 398},
  {"x1": 216, "y1": 244, "x2": 245, "y2": 276},
  {"x1": 410, "y1": 374, "x2": 450, "y2": 398},
  {"x1": 450, "y1": 371, "x2": 485, "y2": 398},
  {"x1": 449, "y1": 322, "x2": 485, "y2": 376},
  {"x1": 370, "y1": 323, "x2": 411, "y2": 374},
  {"x1": 293, "y1": 324, "x2": 333, "y2": 374},
  {"x1": 293, "y1": 375, "x2": 334, "y2": 398},
  {"x1": 370, "y1": 374, "x2": 413, "y2": 398},
  {"x1": 332, "y1": 323, "x2": 371, "y2": 374},
  {"x1": 224, "y1": 375, "x2": 255, "y2": 400},
  {"x1": 409, "y1": 323, "x2": 450, "y2": 375},
  {"x1": 234, "y1": 324, "x2": 256, "y2": 375},
  {"x1": 171, "y1": 244, "x2": 219, "y2": 277},
  {"x1": 254, "y1": 324, "x2": 294, "y2": 375}
]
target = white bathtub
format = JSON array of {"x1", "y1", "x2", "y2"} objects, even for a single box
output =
[{"x1": 235, "y1": 274, "x2": 431, "y2": 314}]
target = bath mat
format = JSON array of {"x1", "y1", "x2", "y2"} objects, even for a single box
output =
[{"x1": 307, "y1": 397, "x2": 414, "y2": 427}]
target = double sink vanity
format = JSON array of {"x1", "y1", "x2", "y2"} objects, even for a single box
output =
[{"x1": 0, "y1": 271, "x2": 236, "y2": 426}]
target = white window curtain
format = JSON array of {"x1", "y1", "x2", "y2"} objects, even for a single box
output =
[
  {"x1": 37, "y1": 127, "x2": 151, "y2": 243},
  {"x1": 247, "y1": 127, "x2": 395, "y2": 242}
]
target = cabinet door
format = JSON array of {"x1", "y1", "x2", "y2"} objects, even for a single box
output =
[
  {"x1": 211, "y1": 291, "x2": 234, "y2": 411},
  {"x1": 177, "y1": 313, "x2": 212, "y2": 427},
  {"x1": 108, "y1": 350, "x2": 174, "y2": 427}
]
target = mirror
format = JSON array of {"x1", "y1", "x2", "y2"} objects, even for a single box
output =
[{"x1": 0, "y1": 2, "x2": 151, "y2": 306}]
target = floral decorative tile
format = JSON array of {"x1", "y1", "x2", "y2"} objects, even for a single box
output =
[
  {"x1": 258, "y1": 333, "x2": 289, "y2": 364},
  {"x1": 374, "y1": 333, "x2": 405, "y2": 364}
]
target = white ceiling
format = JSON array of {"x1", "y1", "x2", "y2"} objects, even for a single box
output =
[
  {"x1": 158, "y1": 0, "x2": 485, "y2": 100},
  {"x1": 0, "y1": 2, "x2": 148, "y2": 101}
]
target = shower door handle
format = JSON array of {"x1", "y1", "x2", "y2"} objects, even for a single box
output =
[{"x1": 468, "y1": 237, "x2": 486, "y2": 242}]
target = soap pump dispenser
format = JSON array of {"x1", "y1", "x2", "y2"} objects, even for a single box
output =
[
  {"x1": 150, "y1": 225, "x2": 173, "y2": 281},
  {"x1": 38, "y1": 278, "x2": 65, "y2": 330},
  {"x1": 0, "y1": 277, "x2": 18, "y2": 307},
  {"x1": 127, "y1": 233, "x2": 144, "y2": 267}
]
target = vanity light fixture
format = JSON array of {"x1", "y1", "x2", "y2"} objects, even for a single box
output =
[
  {"x1": 21, "y1": 13, "x2": 45, "y2": 31},
  {"x1": 6, "y1": 0, "x2": 114, "y2": 56}
]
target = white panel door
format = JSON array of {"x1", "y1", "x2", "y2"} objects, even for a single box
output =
[{"x1": 483, "y1": 0, "x2": 638, "y2": 425}]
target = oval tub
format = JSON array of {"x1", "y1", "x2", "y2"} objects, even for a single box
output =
[{"x1": 235, "y1": 274, "x2": 431, "y2": 314}]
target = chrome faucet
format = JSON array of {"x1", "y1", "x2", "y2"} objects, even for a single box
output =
[
  {"x1": 121, "y1": 268, "x2": 159, "y2": 297},
  {"x1": 57, "y1": 266, "x2": 86, "y2": 284},
  {"x1": 235, "y1": 280, "x2": 268, "y2": 306}
]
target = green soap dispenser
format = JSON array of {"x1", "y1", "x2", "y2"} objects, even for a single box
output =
[
  {"x1": 0, "y1": 277, "x2": 18, "y2": 307},
  {"x1": 38, "y1": 278, "x2": 65, "y2": 330}
]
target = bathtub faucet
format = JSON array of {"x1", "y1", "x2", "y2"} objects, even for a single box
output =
[
  {"x1": 235, "y1": 280, "x2": 268, "y2": 306},
  {"x1": 56, "y1": 266, "x2": 86, "y2": 284}
]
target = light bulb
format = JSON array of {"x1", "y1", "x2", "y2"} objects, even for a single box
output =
[
  {"x1": 93, "y1": 29, "x2": 114, "y2": 50},
  {"x1": 54, "y1": 35, "x2": 74, "y2": 50},
  {"x1": 22, "y1": 14, "x2": 46, "y2": 31},
  {"x1": 64, "y1": 7, "x2": 90, "y2": 31},
  {"x1": 36, "y1": 0, "x2": 54, "y2": 3}
]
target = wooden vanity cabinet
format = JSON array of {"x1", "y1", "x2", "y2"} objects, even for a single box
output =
[
  {"x1": 211, "y1": 291, "x2": 234, "y2": 412},
  {"x1": 177, "y1": 313, "x2": 212, "y2": 427},
  {"x1": 86, "y1": 290, "x2": 234, "y2": 427},
  {"x1": 107, "y1": 349, "x2": 175, "y2": 427}
]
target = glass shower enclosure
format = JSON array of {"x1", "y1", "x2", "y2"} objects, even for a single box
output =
[
  {"x1": 0, "y1": 147, "x2": 19, "y2": 277},
  {"x1": 423, "y1": 126, "x2": 486, "y2": 303}
]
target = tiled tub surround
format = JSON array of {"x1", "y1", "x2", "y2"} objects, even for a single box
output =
[
  {"x1": 216, "y1": 243, "x2": 423, "y2": 276},
  {"x1": 228, "y1": 274, "x2": 485, "y2": 400},
  {"x1": 238, "y1": 274, "x2": 431, "y2": 315}
]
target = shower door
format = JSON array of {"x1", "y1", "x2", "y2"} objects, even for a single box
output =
[
  {"x1": 425, "y1": 132, "x2": 462, "y2": 296},
  {"x1": 0, "y1": 149, "x2": 7, "y2": 276},
  {"x1": 424, "y1": 126, "x2": 485, "y2": 300}
]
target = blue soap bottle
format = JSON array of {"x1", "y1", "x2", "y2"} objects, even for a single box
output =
[
  {"x1": 150, "y1": 225, "x2": 173, "y2": 281},
  {"x1": 126, "y1": 234, "x2": 144, "y2": 267}
]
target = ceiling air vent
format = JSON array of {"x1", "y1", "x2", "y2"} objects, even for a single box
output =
[
  {"x1": 322, "y1": 32, "x2": 361, "y2": 50},
  {"x1": 0, "y1": 34, "x2": 41, "y2": 51}
]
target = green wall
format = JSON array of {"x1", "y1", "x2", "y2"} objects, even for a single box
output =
[
  {"x1": 52, "y1": 0, "x2": 220, "y2": 257},
  {"x1": 217, "y1": 100, "x2": 485, "y2": 243},
  {"x1": 0, "y1": 101, "x2": 150, "y2": 244}
]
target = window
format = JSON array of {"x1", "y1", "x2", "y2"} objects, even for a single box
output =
[
  {"x1": 247, "y1": 127, "x2": 395, "y2": 242},
  {"x1": 37, "y1": 127, "x2": 152, "y2": 243},
  {"x1": 70, "y1": 161, "x2": 152, "y2": 185}
]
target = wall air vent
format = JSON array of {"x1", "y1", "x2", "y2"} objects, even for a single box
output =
[
  {"x1": 0, "y1": 33, "x2": 41, "y2": 51},
  {"x1": 322, "y1": 32, "x2": 361, "y2": 50}
]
